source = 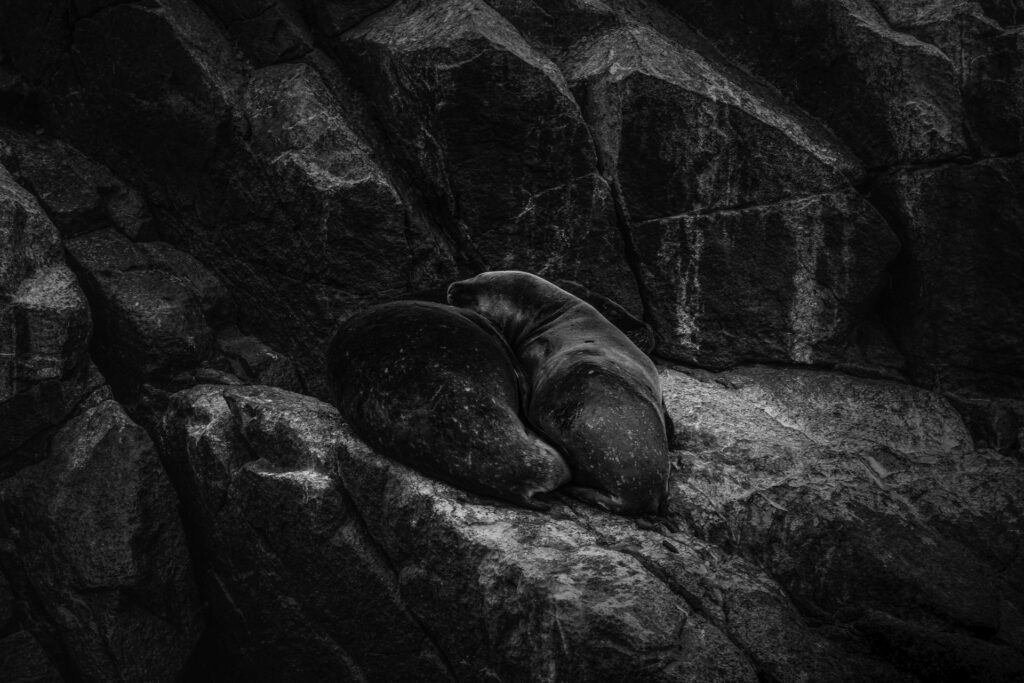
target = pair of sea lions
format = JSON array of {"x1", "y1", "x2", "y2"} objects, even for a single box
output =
[{"x1": 327, "y1": 271, "x2": 670, "y2": 515}]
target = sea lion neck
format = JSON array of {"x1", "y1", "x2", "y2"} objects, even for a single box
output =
[{"x1": 506, "y1": 296, "x2": 572, "y2": 349}]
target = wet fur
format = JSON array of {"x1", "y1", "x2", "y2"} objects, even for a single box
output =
[
  {"x1": 448, "y1": 272, "x2": 670, "y2": 515},
  {"x1": 326, "y1": 301, "x2": 570, "y2": 509}
]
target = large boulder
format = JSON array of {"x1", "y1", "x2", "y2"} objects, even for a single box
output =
[
  {"x1": 0, "y1": 399, "x2": 202, "y2": 682},
  {"x1": 64, "y1": 229, "x2": 219, "y2": 385},
  {"x1": 338, "y1": 0, "x2": 643, "y2": 313},
  {"x1": 0, "y1": 163, "x2": 92, "y2": 463}
]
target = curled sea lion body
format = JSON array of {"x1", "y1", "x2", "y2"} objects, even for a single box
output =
[
  {"x1": 326, "y1": 301, "x2": 570, "y2": 509},
  {"x1": 447, "y1": 271, "x2": 670, "y2": 515}
]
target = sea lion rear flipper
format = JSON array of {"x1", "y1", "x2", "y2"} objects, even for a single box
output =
[{"x1": 563, "y1": 485, "x2": 628, "y2": 515}]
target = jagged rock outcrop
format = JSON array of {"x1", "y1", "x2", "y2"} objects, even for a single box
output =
[{"x1": 5, "y1": 0, "x2": 995, "y2": 391}]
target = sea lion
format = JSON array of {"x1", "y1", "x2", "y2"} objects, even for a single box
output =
[
  {"x1": 554, "y1": 280, "x2": 656, "y2": 355},
  {"x1": 447, "y1": 271, "x2": 670, "y2": 515},
  {"x1": 326, "y1": 300, "x2": 570, "y2": 510}
]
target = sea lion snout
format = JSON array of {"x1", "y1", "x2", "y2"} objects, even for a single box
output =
[{"x1": 446, "y1": 281, "x2": 475, "y2": 307}]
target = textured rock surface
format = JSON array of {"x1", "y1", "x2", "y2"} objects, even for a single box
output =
[
  {"x1": 0, "y1": 126, "x2": 152, "y2": 239},
  {"x1": 874, "y1": 155, "x2": 1024, "y2": 399},
  {"x1": 0, "y1": 399, "x2": 202, "y2": 682},
  {"x1": 662, "y1": 365, "x2": 1024, "y2": 681},
  {"x1": 152, "y1": 376, "x2": 1024, "y2": 681},
  {"x1": 552, "y1": 11, "x2": 899, "y2": 367},
  {"x1": 0, "y1": 162, "x2": 92, "y2": 462},
  {"x1": 0, "y1": 0, "x2": 1022, "y2": 679},
  {"x1": 3, "y1": 0, "x2": 1019, "y2": 390},
  {"x1": 65, "y1": 228, "x2": 217, "y2": 384},
  {"x1": 339, "y1": 0, "x2": 642, "y2": 313},
  {"x1": 156, "y1": 385, "x2": 453, "y2": 681}
]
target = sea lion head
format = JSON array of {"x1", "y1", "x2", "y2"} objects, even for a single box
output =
[{"x1": 447, "y1": 271, "x2": 570, "y2": 343}]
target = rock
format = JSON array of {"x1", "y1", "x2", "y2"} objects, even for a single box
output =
[
  {"x1": 156, "y1": 385, "x2": 452, "y2": 681},
  {"x1": 155, "y1": 381, "x2": 989, "y2": 681},
  {"x1": 291, "y1": 0, "x2": 394, "y2": 37},
  {"x1": 0, "y1": 630, "x2": 63, "y2": 683},
  {"x1": 0, "y1": 162, "x2": 93, "y2": 461},
  {"x1": 855, "y1": 0, "x2": 1023, "y2": 156},
  {"x1": 662, "y1": 365, "x2": 1024, "y2": 682},
  {"x1": 0, "y1": 360, "x2": 105, "y2": 474},
  {"x1": 136, "y1": 240, "x2": 233, "y2": 322},
  {"x1": 199, "y1": 0, "x2": 314, "y2": 65},
  {"x1": 0, "y1": 164, "x2": 62, "y2": 299},
  {"x1": 339, "y1": 0, "x2": 642, "y2": 313},
  {"x1": 14, "y1": 0, "x2": 459, "y2": 397},
  {"x1": 0, "y1": 399, "x2": 202, "y2": 682},
  {"x1": 0, "y1": 126, "x2": 152, "y2": 239},
  {"x1": 239, "y1": 60, "x2": 442, "y2": 304},
  {"x1": 215, "y1": 327, "x2": 303, "y2": 392},
  {"x1": 506, "y1": 5, "x2": 898, "y2": 368},
  {"x1": 874, "y1": 155, "x2": 1024, "y2": 398},
  {"x1": 65, "y1": 229, "x2": 215, "y2": 384},
  {"x1": 564, "y1": 23, "x2": 862, "y2": 221},
  {"x1": 717, "y1": 365, "x2": 974, "y2": 455},
  {"x1": 947, "y1": 394, "x2": 1024, "y2": 457},
  {"x1": 3, "y1": 266, "x2": 91, "y2": 394},
  {"x1": 633, "y1": 192, "x2": 898, "y2": 367},
  {"x1": 659, "y1": 0, "x2": 972, "y2": 166}
]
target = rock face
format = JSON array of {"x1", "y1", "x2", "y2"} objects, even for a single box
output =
[
  {"x1": 0, "y1": 0, "x2": 973, "y2": 386},
  {"x1": 874, "y1": 156, "x2": 1024, "y2": 399},
  {"x1": 1, "y1": 0, "x2": 1022, "y2": 679},
  {"x1": 655, "y1": 0, "x2": 1024, "y2": 393}
]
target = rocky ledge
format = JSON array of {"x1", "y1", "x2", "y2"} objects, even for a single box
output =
[{"x1": 145, "y1": 367, "x2": 1022, "y2": 682}]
